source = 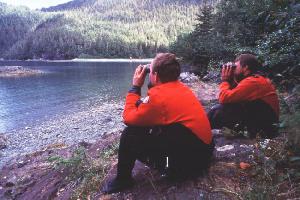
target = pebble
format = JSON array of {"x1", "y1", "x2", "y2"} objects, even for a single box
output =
[
  {"x1": 0, "y1": 134, "x2": 7, "y2": 150},
  {"x1": 5, "y1": 182, "x2": 14, "y2": 187},
  {"x1": 216, "y1": 145, "x2": 234, "y2": 152}
]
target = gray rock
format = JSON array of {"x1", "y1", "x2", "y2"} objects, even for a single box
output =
[
  {"x1": 202, "y1": 71, "x2": 220, "y2": 82},
  {"x1": 5, "y1": 182, "x2": 15, "y2": 187},
  {"x1": 5, "y1": 175, "x2": 17, "y2": 187},
  {"x1": 284, "y1": 85, "x2": 300, "y2": 112},
  {"x1": 78, "y1": 141, "x2": 91, "y2": 148},
  {"x1": 17, "y1": 161, "x2": 27, "y2": 168},
  {"x1": 103, "y1": 117, "x2": 112, "y2": 122},
  {"x1": 179, "y1": 72, "x2": 199, "y2": 83},
  {"x1": 0, "y1": 134, "x2": 7, "y2": 150}
]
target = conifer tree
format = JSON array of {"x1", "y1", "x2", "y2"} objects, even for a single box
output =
[{"x1": 190, "y1": 1, "x2": 214, "y2": 75}]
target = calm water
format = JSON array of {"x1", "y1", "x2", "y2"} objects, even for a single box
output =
[{"x1": 0, "y1": 60, "x2": 150, "y2": 133}]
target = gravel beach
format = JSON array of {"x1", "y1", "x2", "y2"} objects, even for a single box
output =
[
  {"x1": 0, "y1": 101, "x2": 125, "y2": 168},
  {"x1": 0, "y1": 77, "x2": 219, "y2": 168}
]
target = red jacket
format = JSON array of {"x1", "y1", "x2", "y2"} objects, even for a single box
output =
[
  {"x1": 123, "y1": 81, "x2": 212, "y2": 144},
  {"x1": 219, "y1": 75, "x2": 279, "y2": 116}
]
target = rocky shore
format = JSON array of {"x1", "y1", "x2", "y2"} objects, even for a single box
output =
[
  {"x1": 1, "y1": 76, "x2": 296, "y2": 199},
  {"x1": 0, "y1": 74, "x2": 219, "y2": 168},
  {"x1": 0, "y1": 101, "x2": 125, "y2": 168},
  {"x1": 0, "y1": 79, "x2": 227, "y2": 200},
  {"x1": 0, "y1": 66, "x2": 44, "y2": 77}
]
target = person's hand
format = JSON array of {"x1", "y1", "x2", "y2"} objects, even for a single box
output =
[
  {"x1": 133, "y1": 65, "x2": 147, "y2": 87},
  {"x1": 221, "y1": 63, "x2": 234, "y2": 82}
]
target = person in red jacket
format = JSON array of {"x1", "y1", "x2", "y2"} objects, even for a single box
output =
[
  {"x1": 208, "y1": 54, "x2": 279, "y2": 138},
  {"x1": 103, "y1": 53, "x2": 214, "y2": 194}
]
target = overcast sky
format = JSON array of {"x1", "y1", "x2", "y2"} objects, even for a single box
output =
[{"x1": 0, "y1": 0, "x2": 71, "y2": 9}]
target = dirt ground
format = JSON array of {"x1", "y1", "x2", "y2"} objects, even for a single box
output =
[
  {"x1": 0, "y1": 129, "x2": 261, "y2": 200},
  {"x1": 99, "y1": 134, "x2": 257, "y2": 200}
]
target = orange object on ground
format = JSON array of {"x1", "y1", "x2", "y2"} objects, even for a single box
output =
[{"x1": 239, "y1": 162, "x2": 251, "y2": 169}]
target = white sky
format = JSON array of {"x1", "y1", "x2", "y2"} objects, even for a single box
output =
[{"x1": 0, "y1": 0, "x2": 72, "y2": 9}]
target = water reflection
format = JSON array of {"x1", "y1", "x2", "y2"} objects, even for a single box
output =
[
  {"x1": 0, "y1": 61, "x2": 147, "y2": 132},
  {"x1": 0, "y1": 86, "x2": 13, "y2": 132}
]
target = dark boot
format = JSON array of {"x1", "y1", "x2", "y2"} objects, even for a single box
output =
[{"x1": 102, "y1": 176, "x2": 135, "y2": 194}]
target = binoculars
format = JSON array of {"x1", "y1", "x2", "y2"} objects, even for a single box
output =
[
  {"x1": 143, "y1": 64, "x2": 151, "y2": 74},
  {"x1": 220, "y1": 64, "x2": 237, "y2": 70}
]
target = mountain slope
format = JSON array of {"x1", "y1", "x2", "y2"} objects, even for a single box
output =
[
  {"x1": 41, "y1": 0, "x2": 94, "y2": 12},
  {"x1": 1, "y1": 0, "x2": 208, "y2": 59},
  {"x1": 0, "y1": 3, "x2": 43, "y2": 58}
]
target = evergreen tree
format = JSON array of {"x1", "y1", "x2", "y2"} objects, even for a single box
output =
[
  {"x1": 191, "y1": 2, "x2": 214, "y2": 74},
  {"x1": 172, "y1": 0, "x2": 299, "y2": 86}
]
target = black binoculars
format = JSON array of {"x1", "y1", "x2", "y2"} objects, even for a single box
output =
[
  {"x1": 220, "y1": 64, "x2": 237, "y2": 70},
  {"x1": 143, "y1": 64, "x2": 151, "y2": 74}
]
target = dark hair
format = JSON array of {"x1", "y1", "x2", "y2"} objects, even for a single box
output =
[
  {"x1": 235, "y1": 54, "x2": 262, "y2": 73},
  {"x1": 152, "y1": 53, "x2": 181, "y2": 83}
]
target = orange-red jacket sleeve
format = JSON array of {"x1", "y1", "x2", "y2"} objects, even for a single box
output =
[
  {"x1": 123, "y1": 92, "x2": 164, "y2": 126},
  {"x1": 219, "y1": 78, "x2": 259, "y2": 104}
]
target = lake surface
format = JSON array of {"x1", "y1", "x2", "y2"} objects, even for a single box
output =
[{"x1": 0, "y1": 60, "x2": 151, "y2": 133}]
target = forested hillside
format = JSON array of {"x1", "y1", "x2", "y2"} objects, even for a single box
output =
[
  {"x1": 171, "y1": 0, "x2": 300, "y2": 84},
  {"x1": 0, "y1": 0, "x2": 210, "y2": 60},
  {"x1": 0, "y1": 3, "x2": 44, "y2": 58}
]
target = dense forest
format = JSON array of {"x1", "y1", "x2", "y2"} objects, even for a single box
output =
[
  {"x1": 0, "y1": 0, "x2": 299, "y2": 82},
  {"x1": 0, "y1": 0, "x2": 210, "y2": 60},
  {"x1": 0, "y1": 3, "x2": 44, "y2": 58},
  {"x1": 171, "y1": 0, "x2": 299, "y2": 85}
]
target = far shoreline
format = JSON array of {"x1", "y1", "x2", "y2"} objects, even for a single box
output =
[{"x1": 0, "y1": 58, "x2": 153, "y2": 63}]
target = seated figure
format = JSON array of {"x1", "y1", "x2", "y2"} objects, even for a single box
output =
[
  {"x1": 103, "y1": 53, "x2": 214, "y2": 194},
  {"x1": 208, "y1": 54, "x2": 279, "y2": 138}
]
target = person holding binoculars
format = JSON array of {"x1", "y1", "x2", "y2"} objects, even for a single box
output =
[
  {"x1": 208, "y1": 53, "x2": 280, "y2": 138},
  {"x1": 102, "y1": 53, "x2": 214, "y2": 194}
]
